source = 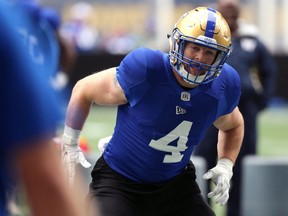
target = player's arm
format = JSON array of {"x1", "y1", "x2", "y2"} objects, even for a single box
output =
[
  {"x1": 203, "y1": 107, "x2": 244, "y2": 205},
  {"x1": 213, "y1": 106, "x2": 244, "y2": 163},
  {"x1": 65, "y1": 67, "x2": 127, "y2": 130},
  {"x1": 62, "y1": 67, "x2": 127, "y2": 183}
]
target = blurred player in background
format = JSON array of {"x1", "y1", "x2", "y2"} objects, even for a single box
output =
[
  {"x1": 16, "y1": 0, "x2": 77, "y2": 108},
  {"x1": 62, "y1": 7, "x2": 244, "y2": 216},
  {"x1": 0, "y1": 1, "x2": 91, "y2": 216},
  {"x1": 193, "y1": 1, "x2": 277, "y2": 216},
  {"x1": 2, "y1": 1, "x2": 65, "y2": 214}
]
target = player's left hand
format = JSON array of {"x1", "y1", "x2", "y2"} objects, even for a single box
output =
[
  {"x1": 98, "y1": 136, "x2": 112, "y2": 153},
  {"x1": 202, "y1": 158, "x2": 233, "y2": 205}
]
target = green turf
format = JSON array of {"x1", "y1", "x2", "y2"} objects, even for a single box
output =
[
  {"x1": 82, "y1": 105, "x2": 117, "y2": 151},
  {"x1": 258, "y1": 107, "x2": 288, "y2": 156}
]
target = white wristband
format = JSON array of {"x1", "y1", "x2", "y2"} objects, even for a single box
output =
[
  {"x1": 63, "y1": 124, "x2": 81, "y2": 145},
  {"x1": 217, "y1": 158, "x2": 234, "y2": 170}
]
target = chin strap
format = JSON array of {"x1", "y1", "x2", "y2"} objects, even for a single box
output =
[{"x1": 178, "y1": 64, "x2": 207, "y2": 84}]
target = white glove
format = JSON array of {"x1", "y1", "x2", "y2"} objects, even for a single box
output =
[
  {"x1": 203, "y1": 158, "x2": 233, "y2": 205},
  {"x1": 98, "y1": 136, "x2": 112, "y2": 153},
  {"x1": 62, "y1": 125, "x2": 91, "y2": 184}
]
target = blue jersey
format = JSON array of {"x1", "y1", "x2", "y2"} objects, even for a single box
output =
[
  {"x1": 0, "y1": 2, "x2": 61, "y2": 214},
  {"x1": 103, "y1": 48, "x2": 241, "y2": 183},
  {"x1": 8, "y1": 0, "x2": 60, "y2": 80}
]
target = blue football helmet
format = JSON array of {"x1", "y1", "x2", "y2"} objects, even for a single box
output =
[{"x1": 169, "y1": 7, "x2": 232, "y2": 85}]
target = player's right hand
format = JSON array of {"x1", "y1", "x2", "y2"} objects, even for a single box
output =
[{"x1": 62, "y1": 142, "x2": 91, "y2": 184}]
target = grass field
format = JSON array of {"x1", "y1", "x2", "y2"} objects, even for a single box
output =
[
  {"x1": 258, "y1": 107, "x2": 288, "y2": 156},
  {"x1": 80, "y1": 104, "x2": 288, "y2": 215}
]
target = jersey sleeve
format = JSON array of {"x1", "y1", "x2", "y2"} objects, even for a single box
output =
[{"x1": 116, "y1": 48, "x2": 152, "y2": 107}]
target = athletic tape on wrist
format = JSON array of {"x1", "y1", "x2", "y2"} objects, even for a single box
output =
[{"x1": 63, "y1": 124, "x2": 81, "y2": 145}]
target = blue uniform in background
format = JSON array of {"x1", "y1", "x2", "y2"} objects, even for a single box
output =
[
  {"x1": 103, "y1": 47, "x2": 241, "y2": 183},
  {"x1": 0, "y1": 2, "x2": 62, "y2": 214},
  {"x1": 13, "y1": 0, "x2": 60, "y2": 80}
]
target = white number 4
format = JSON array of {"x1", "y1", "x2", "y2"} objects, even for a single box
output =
[{"x1": 149, "y1": 121, "x2": 193, "y2": 163}]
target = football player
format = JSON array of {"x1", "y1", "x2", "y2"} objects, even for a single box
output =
[
  {"x1": 62, "y1": 7, "x2": 244, "y2": 216},
  {"x1": 0, "y1": 1, "x2": 90, "y2": 216}
]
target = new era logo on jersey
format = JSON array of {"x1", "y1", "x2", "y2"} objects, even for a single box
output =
[
  {"x1": 181, "y1": 92, "x2": 191, "y2": 101},
  {"x1": 176, "y1": 106, "x2": 186, "y2": 115}
]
